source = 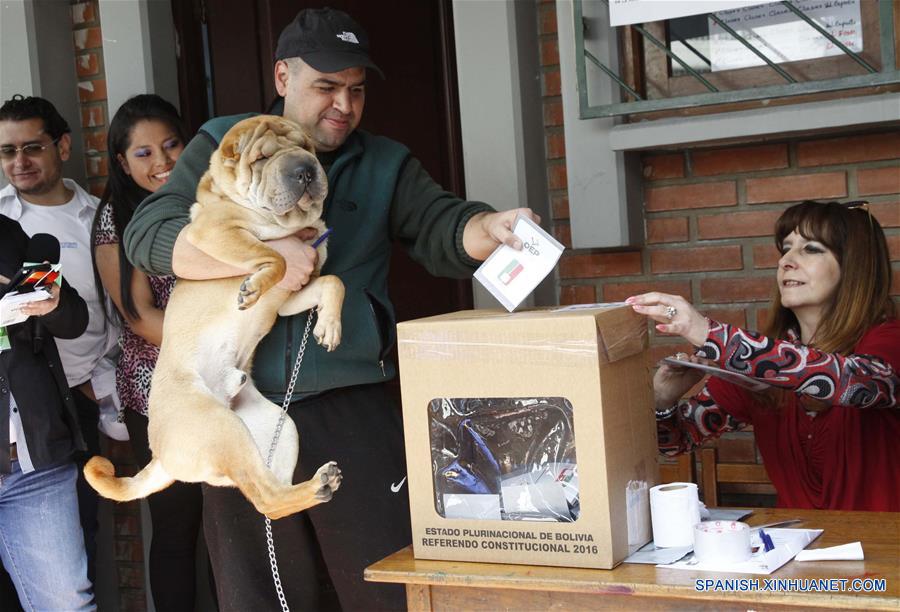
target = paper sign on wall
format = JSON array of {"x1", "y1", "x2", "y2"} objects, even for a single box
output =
[
  {"x1": 474, "y1": 215, "x2": 564, "y2": 312},
  {"x1": 608, "y1": 0, "x2": 780, "y2": 27},
  {"x1": 710, "y1": 0, "x2": 862, "y2": 71}
]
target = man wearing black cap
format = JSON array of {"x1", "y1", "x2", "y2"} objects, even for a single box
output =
[{"x1": 125, "y1": 7, "x2": 538, "y2": 611}]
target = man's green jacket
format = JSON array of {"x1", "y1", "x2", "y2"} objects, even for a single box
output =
[{"x1": 124, "y1": 113, "x2": 492, "y2": 401}]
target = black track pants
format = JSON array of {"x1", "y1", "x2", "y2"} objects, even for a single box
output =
[
  {"x1": 126, "y1": 409, "x2": 207, "y2": 612},
  {"x1": 203, "y1": 383, "x2": 412, "y2": 611}
]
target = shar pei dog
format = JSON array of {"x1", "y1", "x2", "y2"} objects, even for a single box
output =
[{"x1": 85, "y1": 115, "x2": 344, "y2": 519}]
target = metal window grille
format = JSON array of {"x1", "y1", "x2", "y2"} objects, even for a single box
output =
[{"x1": 575, "y1": 0, "x2": 900, "y2": 118}]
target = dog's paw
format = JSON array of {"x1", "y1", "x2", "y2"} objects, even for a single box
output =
[
  {"x1": 313, "y1": 461, "x2": 342, "y2": 502},
  {"x1": 313, "y1": 317, "x2": 342, "y2": 352},
  {"x1": 238, "y1": 263, "x2": 282, "y2": 310},
  {"x1": 237, "y1": 274, "x2": 262, "y2": 310}
]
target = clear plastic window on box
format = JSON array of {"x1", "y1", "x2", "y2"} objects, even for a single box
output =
[{"x1": 429, "y1": 397, "x2": 578, "y2": 522}]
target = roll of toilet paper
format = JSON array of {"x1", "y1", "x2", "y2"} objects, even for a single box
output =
[
  {"x1": 649, "y1": 482, "x2": 700, "y2": 548},
  {"x1": 693, "y1": 521, "x2": 752, "y2": 564}
]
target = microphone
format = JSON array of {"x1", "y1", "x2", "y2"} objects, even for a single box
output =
[
  {"x1": 26, "y1": 233, "x2": 61, "y2": 264},
  {"x1": 24, "y1": 234, "x2": 60, "y2": 352},
  {"x1": 0, "y1": 234, "x2": 62, "y2": 298}
]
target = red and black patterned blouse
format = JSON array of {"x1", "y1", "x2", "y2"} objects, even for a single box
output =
[{"x1": 657, "y1": 319, "x2": 900, "y2": 511}]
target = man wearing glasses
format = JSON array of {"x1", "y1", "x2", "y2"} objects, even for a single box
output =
[{"x1": 0, "y1": 95, "x2": 119, "y2": 588}]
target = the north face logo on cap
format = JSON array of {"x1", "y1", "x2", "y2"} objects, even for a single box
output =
[{"x1": 336, "y1": 31, "x2": 359, "y2": 44}]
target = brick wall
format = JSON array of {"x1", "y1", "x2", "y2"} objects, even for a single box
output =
[
  {"x1": 71, "y1": 0, "x2": 109, "y2": 199},
  {"x1": 70, "y1": 2, "x2": 147, "y2": 610},
  {"x1": 537, "y1": 1, "x2": 900, "y2": 502}
]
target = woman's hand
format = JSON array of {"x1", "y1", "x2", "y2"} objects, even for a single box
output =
[
  {"x1": 18, "y1": 284, "x2": 61, "y2": 317},
  {"x1": 626, "y1": 292, "x2": 710, "y2": 347},
  {"x1": 653, "y1": 353, "x2": 707, "y2": 411}
]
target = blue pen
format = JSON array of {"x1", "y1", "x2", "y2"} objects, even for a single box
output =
[
  {"x1": 311, "y1": 227, "x2": 333, "y2": 248},
  {"x1": 759, "y1": 528, "x2": 775, "y2": 552}
]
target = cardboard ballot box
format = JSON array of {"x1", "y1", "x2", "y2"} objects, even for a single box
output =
[{"x1": 397, "y1": 304, "x2": 659, "y2": 570}]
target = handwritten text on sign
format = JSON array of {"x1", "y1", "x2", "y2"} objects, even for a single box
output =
[{"x1": 710, "y1": 0, "x2": 862, "y2": 72}]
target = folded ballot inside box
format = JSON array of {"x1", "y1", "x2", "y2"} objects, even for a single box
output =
[
  {"x1": 398, "y1": 304, "x2": 660, "y2": 569},
  {"x1": 432, "y1": 398, "x2": 579, "y2": 523}
]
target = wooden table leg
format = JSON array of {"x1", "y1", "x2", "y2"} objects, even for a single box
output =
[{"x1": 406, "y1": 583, "x2": 433, "y2": 612}]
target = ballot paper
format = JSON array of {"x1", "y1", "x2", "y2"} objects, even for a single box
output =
[
  {"x1": 794, "y1": 541, "x2": 864, "y2": 562},
  {"x1": 500, "y1": 462, "x2": 578, "y2": 522},
  {"x1": 662, "y1": 357, "x2": 772, "y2": 393},
  {"x1": 1, "y1": 262, "x2": 61, "y2": 327},
  {"x1": 0, "y1": 287, "x2": 52, "y2": 327},
  {"x1": 552, "y1": 302, "x2": 628, "y2": 312},
  {"x1": 443, "y1": 494, "x2": 502, "y2": 520},
  {"x1": 660, "y1": 528, "x2": 823, "y2": 574},
  {"x1": 474, "y1": 215, "x2": 564, "y2": 312}
]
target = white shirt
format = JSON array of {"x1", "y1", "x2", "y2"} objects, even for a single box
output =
[
  {"x1": 8, "y1": 393, "x2": 35, "y2": 473},
  {"x1": 0, "y1": 179, "x2": 118, "y2": 387}
]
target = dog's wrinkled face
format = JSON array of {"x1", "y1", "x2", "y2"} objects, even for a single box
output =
[{"x1": 214, "y1": 116, "x2": 327, "y2": 216}]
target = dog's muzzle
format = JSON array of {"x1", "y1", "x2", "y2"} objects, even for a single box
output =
[
  {"x1": 293, "y1": 163, "x2": 316, "y2": 193},
  {"x1": 264, "y1": 155, "x2": 324, "y2": 214}
]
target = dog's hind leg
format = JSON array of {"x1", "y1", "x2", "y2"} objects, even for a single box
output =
[
  {"x1": 226, "y1": 458, "x2": 342, "y2": 520},
  {"x1": 84, "y1": 456, "x2": 175, "y2": 502},
  {"x1": 166, "y1": 383, "x2": 342, "y2": 519}
]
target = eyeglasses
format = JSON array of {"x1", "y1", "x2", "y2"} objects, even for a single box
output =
[{"x1": 0, "y1": 137, "x2": 61, "y2": 160}]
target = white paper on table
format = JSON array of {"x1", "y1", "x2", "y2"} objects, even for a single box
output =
[
  {"x1": 659, "y1": 528, "x2": 823, "y2": 575},
  {"x1": 624, "y1": 540, "x2": 694, "y2": 565},
  {"x1": 794, "y1": 541, "x2": 864, "y2": 562},
  {"x1": 707, "y1": 508, "x2": 753, "y2": 522},
  {"x1": 474, "y1": 215, "x2": 564, "y2": 312}
]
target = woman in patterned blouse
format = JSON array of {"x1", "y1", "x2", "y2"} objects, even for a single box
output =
[
  {"x1": 627, "y1": 200, "x2": 899, "y2": 511},
  {"x1": 90, "y1": 95, "x2": 208, "y2": 609}
]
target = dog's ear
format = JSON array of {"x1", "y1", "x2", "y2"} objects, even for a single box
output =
[
  {"x1": 218, "y1": 132, "x2": 240, "y2": 168},
  {"x1": 219, "y1": 123, "x2": 258, "y2": 169}
]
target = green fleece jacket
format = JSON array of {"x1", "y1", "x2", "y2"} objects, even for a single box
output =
[{"x1": 123, "y1": 114, "x2": 493, "y2": 400}]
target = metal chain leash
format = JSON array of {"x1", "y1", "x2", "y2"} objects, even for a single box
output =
[{"x1": 265, "y1": 309, "x2": 315, "y2": 612}]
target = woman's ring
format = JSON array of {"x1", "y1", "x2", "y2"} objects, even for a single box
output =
[{"x1": 664, "y1": 305, "x2": 677, "y2": 320}]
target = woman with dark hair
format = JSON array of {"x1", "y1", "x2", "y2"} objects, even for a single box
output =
[
  {"x1": 628, "y1": 200, "x2": 899, "y2": 511},
  {"x1": 90, "y1": 94, "x2": 206, "y2": 610}
]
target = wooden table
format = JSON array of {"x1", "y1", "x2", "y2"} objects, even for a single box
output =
[{"x1": 366, "y1": 508, "x2": 899, "y2": 610}]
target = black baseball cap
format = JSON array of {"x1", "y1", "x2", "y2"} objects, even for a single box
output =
[{"x1": 275, "y1": 7, "x2": 384, "y2": 78}]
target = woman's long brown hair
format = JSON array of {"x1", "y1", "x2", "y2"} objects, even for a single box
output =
[{"x1": 764, "y1": 200, "x2": 895, "y2": 355}]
